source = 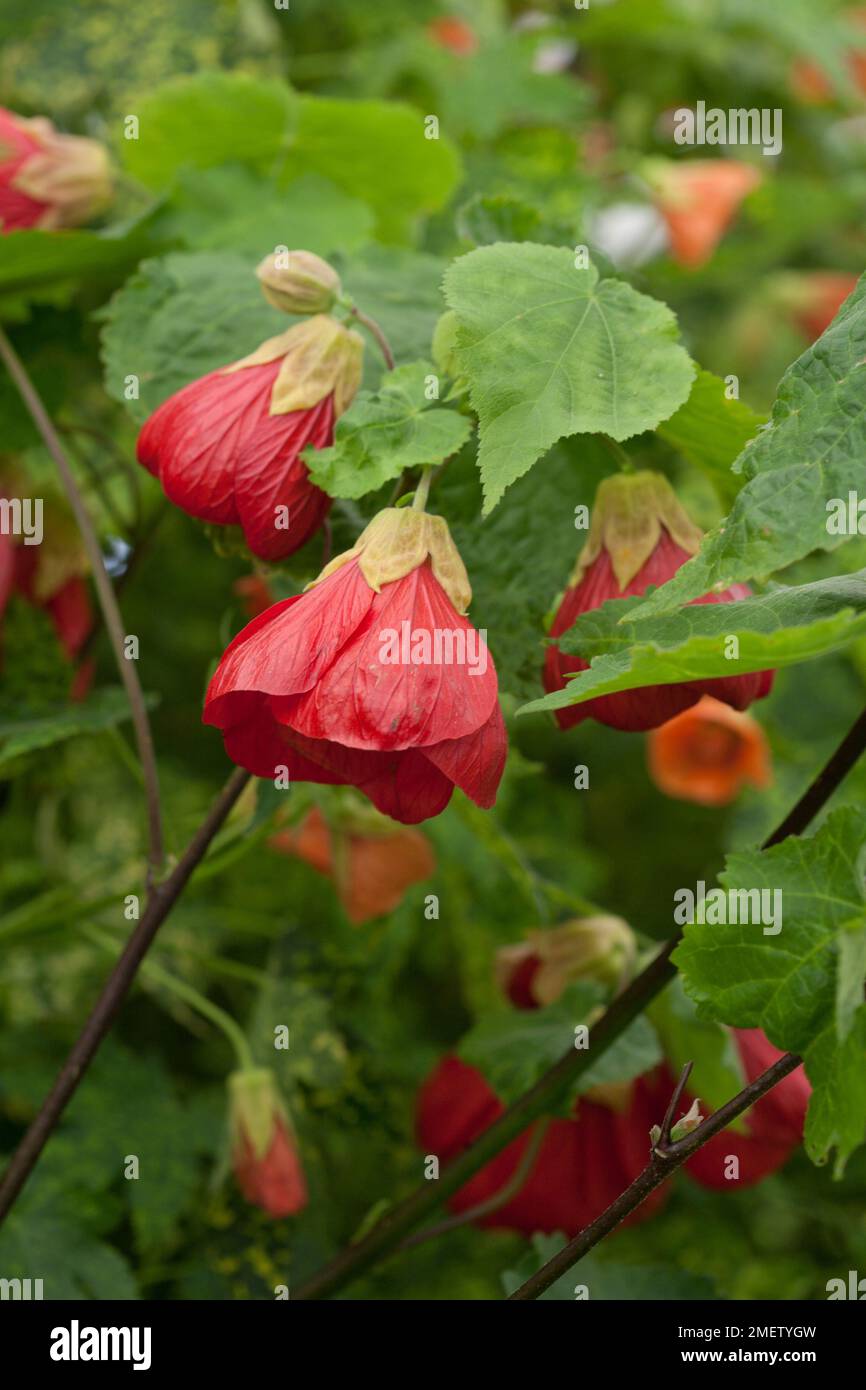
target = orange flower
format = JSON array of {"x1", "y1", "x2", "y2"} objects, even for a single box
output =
[
  {"x1": 647, "y1": 695, "x2": 771, "y2": 807},
  {"x1": 427, "y1": 17, "x2": 478, "y2": 56},
  {"x1": 271, "y1": 803, "x2": 435, "y2": 923},
  {"x1": 650, "y1": 160, "x2": 761, "y2": 269}
]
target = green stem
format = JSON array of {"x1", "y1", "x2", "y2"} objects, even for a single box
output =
[
  {"x1": 411, "y1": 467, "x2": 434, "y2": 513},
  {"x1": 81, "y1": 925, "x2": 255, "y2": 1071},
  {"x1": 596, "y1": 435, "x2": 635, "y2": 473}
]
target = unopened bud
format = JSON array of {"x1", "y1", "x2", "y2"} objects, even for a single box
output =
[{"x1": 256, "y1": 250, "x2": 342, "y2": 316}]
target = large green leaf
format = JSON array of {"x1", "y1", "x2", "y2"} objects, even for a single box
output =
[
  {"x1": 520, "y1": 571, "x2": 866, "y2": 716},
  {"x1": 630, "y1": 274, "x2": 866, "y2": 619},
  {"x1": 99, "y1": 251, "x2": 287, "y2": 422},
  {"x1": 305, "y1": 361, "x2": 472, "y2": 500},
  {"x1": 155, "y1": 168, "x2": 375, "y2": 259},
  {"x1": 120, "y1": 71, "x2": 298, "y2": 188},
  {"x1": 0, "y1": 218, "x2": 161, "y2": 319},
  {"x1": 444, "y1": 244, "x2": 695, "y2": 513},
  {"x1": 674, "y1": 809, "x2": 866, "y2": 1173},
  {"x1": 279, "y1": 95, "x2": 462, "y2": 243},
  {"x1": 0, "y1": 688, "x2": 156, "y2": 770},
  {"x1": 657, "y1": 370, "x2": 765, "y2": 504}
]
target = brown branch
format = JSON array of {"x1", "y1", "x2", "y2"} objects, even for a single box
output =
[
  {"x1": 292, "y1": 701, "x2": 866, "y2": 1300},
  {"x1": 508, "y1": 1052, "x2": 803, "y2": 1300},
  {"x1": 0, "y1": 766, "x2": 251, "y2": 1226},
  {"x1": 0, "y1": 326, "x2": 164, "y2": 886}
]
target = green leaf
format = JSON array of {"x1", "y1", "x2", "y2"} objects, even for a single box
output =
[
  {"x1": 0, "y1": 688, "x2": 157, "y2": 770},
  {"x1": 99, "y1": 250, "x2": 287, "y2": 423},
  {"x1": 575, "y1": 1014, "x2": 663, "y2": 1096},
  {"x1": 279, "y1": 95, "x2": 462, "y2": 243},
  {"x1": 0, "y1": 1206, "x2": 138, "y2": 1300},
  {"x1": 519, "y1": 570, "x2": 866, "y2": 716},
  {"x1": 156, "y1": 168, "x2": 375, "y2": 259},
  {"x1": 657, "y1": 370, "x2": 766, "y2": 504},
  {"x1": 630, "y1": 274, "x2": 866, "y2": 619},
  {"x1": 0, "y1": 217, "x2": 161, "y2": 319},
  {"x1": 673, "y1": 808, "x2": 866, "y2": 1172},
  {"x1": 649, "y1": 978, "x2": 747, "y2": 1120},
  {"x1": 458, "y1": 982, "x2": 602, "y2": 1104},
  {"x1": 305, "y1": 361, "x2": 472, "y2": 500},
  {"x1": 444, "y1": 244, "x2": 695, "y2": 513},
  {"x1": 837, "y1": 917, "x2": 866, "y2": 1043},
  {"x1": 457, "y1": 192, "x2": 544, "y2": 246},
  {"x1": 120, "y1": 71, "x2": 298, "y2": 189},
  {"x1": 59, "y1": 1041, "x2": 220, "y2": 1254},
  {"x1": 803, "y1": 1009, "x2": 866, "y2": 1177}
]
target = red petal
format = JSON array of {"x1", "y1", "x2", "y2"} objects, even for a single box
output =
[
  {"x1": 204, "y1": 561, "x2": 374, "y2": 729},
  {"x1": 287, "y1": 563, "x2": 499, "y2": 751},
  {"x1": 422, "y1": 698, "x2": 507, "y2": 808},
  {"x1": 233, "y1": 395, "x2": 334, "y2": 561}
]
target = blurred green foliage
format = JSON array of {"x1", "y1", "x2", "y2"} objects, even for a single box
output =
[{"x1": 1, "y1": 0, "x2": 865, "y2": 1302}]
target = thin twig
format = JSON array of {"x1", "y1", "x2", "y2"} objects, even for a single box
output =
[
  {"x1": 0, "y1": 327, "x2": 164, "y2": 886},
  {"x1": 0, "y1": 767, "x2": 251, "y2": 1226},
  {"x1": 508, "y1": 1052, "x2": 802, "y2": 1300},
  {"x1": 348, "y1": 306, "x2": 395, "y2": 370},
  {"x1": 292, "y1": 703, "x2": 866, "y2": 1300}
]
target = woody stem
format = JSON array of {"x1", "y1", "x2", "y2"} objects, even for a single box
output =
[
  {"x1": 0, "y1": 766, "x2": 252, "y2": 1227},
  {"x1": 508, "y1": 1051, "x2": 802, "y2": 1300},
  {"x1": 0, "y1": 325, "x2": 165, "y2": 890},
  {"x1": 292, "y1": 701, "x2": 866, "y2": 1300}
]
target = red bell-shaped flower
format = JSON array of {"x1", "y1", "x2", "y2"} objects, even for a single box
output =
[
  {"x1": 544, "y1": 471, "x2": 774, "y2": 732},
  {"x1": 204, "y1": 507, "x2": 506, "y2": 824},
  {"x1": 0, "y1": 107, "x2": 111, "y2": 232},
  {"x1": 136, "y1": 314, "x2": 362, "y2": 561},
  {"x1": 417, "y1": 1054, "x2": 671, "y2": 1236},
  {"x1": 228, "y1": 1069, "x2": 307, "y2": 1219}
]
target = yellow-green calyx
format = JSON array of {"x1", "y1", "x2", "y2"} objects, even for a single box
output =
[
  {"x1": 228, "y1": 1068, "x2": 285, "y2": 1161},
  {"x1": 496, "y1": 914, "x2": 637, "y2": 1007},
  {"x1": 222, "y1": 314, "x2": 363, "y2": 418},
  {"x1": 310, "y1": 507, "x2": 472, "y2": 615},
  {"x1": 256, "y1": 249, "x2": 342, "y2": 316},
  {"x1": 572, "y1": 469, "x2": 703, "y2": 591}
]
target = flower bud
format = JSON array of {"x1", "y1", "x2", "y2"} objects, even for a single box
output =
[
  {"x1": 228, "y1": 1068, "x2": 307, "y2": 1219},
  {"x1": 1, "y1": 110, "x2": 112, "y2": 230},
  {"x1": 496, "y1": 914, "x2": 637, "y2": 1008},
  {"x1": 256, "y1": 249, "x2": 342, "y2": 316}
]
